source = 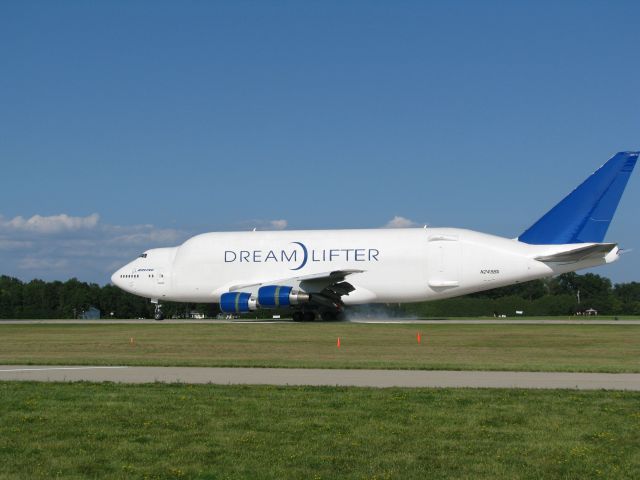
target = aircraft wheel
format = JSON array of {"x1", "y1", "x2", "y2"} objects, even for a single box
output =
[
  {"x1": 154, "y1": 303, "x2": 164, "y2": 321},
  {"x1": 303, "y1": 311, "x2": 315, "y2": 322},
  {"x1": 292, "y1": 311, "x2": 304, "y2": 322}
]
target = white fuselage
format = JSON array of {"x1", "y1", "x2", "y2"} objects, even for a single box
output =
[{"x1": 111, "y1": 227, "x2": 618, "y2": 304}]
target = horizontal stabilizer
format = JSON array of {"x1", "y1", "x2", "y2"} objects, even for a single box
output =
[
  {"x1": 519, "y1": 152, "x2": 638, "y2": 244},
  {"x1": 534, "y1": 243, "x2": 617, "y2": 264}
]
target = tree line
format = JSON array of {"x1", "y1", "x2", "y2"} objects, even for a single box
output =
[
  {"x1": 0, "y1": 272, "x2": 639, "y2": 319},
  {"x1": 401, "y1": 272, "x2": 640, "y2": 317}
]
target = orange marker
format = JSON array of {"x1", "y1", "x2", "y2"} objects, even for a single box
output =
[
  {"x1": 417, "y1": 332, "x2": 422, "y2": 344},
  {"x1": 337, "y1": 337, "x2": 341, "y2": 349}
]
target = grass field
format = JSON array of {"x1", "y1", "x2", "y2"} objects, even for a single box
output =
[
  {"x1": 1, "y1": 323, "x2": 639, "y2": 372},
  {"x1": 1, "y1": 382, "x2": 638, "y2": 479}
]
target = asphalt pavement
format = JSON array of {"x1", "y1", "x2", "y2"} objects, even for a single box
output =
[{"x1": 1, "y1": 366, "x2": 638, "y2": 390}]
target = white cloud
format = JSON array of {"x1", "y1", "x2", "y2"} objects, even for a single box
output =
[
  {"x1": 384, "y1": 216, "x2": 419, "y2": 228},
  {"x1": 268, "y1": 219, "x2": 288, "y2": 230},
  {"x1": 1, "y1": 213, "x2": 100, "y2": 234},
  {"x1": 238, "y1": 218, "x2": 289, "y2": 230},
  {"x1": 0, "y1": 212, "x2": 189, "y2": 283},
  {"x1": 18, "y1": 257, "x2": 69, "y2": 270},
  {"x1": 105, "y1": 224, "x2": 184, "y2": 246}
]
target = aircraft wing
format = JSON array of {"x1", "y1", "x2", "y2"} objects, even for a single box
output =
[
  {"x1": 534, "y1": 243, "x2": 617, "y2": 264},
  {"x1": 228, "y1": 269, "x2": 364, "y2": 310},
  {"x1": 229, "y1": 269, "x2": 364, "y2": 293}
]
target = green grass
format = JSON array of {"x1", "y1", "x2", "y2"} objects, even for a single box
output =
[
  {"x1": 1, "y1": 323, "x2": 639, "y2": 372},
  {"x1": 0, "y1": 382, "x2": 638, "y2": 479}
]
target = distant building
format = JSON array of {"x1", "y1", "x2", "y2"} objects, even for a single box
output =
[
  {"x1": 79, "y1": 307, "x2": 101, "y2": 320},
  {"x1": 585, "y1": 308, "x2": 598, "y2": 316}
]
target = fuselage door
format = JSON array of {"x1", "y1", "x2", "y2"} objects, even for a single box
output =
[{"x1": 427, "y1": 234, "x2": 461, "y2": 290}]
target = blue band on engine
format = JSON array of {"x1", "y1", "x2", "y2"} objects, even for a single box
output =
[
  {"x1": 220, "y1": 292, "x2": 251, "y2": 313},
  {"x1": 258, "y1": 285, "x2": 292, "y2": 308}
]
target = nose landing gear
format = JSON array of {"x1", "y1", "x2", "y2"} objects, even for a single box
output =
[
  {"x1": 151, "y1": 299, "x2": 164, "y2": 321},
  {"x1": 154, "y1": 305, "x2": 164, "y2": 321}
]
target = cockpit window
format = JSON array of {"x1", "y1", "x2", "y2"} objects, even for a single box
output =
[{"x1": 139, "y1": 253, "x2": 147, "y2": 258}]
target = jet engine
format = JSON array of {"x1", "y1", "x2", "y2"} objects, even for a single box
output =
[
  {"x1": 220, "y1": 292, "x2": 257, "y2": 313},
  {"x1": 257, "y1": 285, "x2": 310, "y2": 308}
]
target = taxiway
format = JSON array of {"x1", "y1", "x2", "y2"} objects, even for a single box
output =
[{"x1": 1, "y1": 366, "x2": 638, "y2": 390}]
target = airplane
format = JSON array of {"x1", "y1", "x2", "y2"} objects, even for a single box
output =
[{"x1": 112, "y1": 151, "x2": 638, "y2": 321}]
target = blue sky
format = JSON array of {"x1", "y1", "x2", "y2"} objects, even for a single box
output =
[{"x1": 1, "y1": 1, "x2": 638, "y2": 284}]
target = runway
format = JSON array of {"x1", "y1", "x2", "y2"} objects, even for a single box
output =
[
  {"x1": 1, "y1": 366, "x2": 639, "y2": 390},
  {"x1": 1, "y1": 318, "x2": 639, "y2": 325}
]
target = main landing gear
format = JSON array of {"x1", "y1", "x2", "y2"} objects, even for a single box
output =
[
  {"x1": 292, "y1": 311, "x2": 316, "y2": 322},
  {"x1": 292, "y1": 310, "x2": 344, "y2": 322}
]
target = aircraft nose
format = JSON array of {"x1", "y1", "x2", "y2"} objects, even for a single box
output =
[{"x1": 111, "y1": 269, "x2": 122, "y2": 286}]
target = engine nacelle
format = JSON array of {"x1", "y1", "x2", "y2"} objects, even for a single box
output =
[
  {"x1": 257, "y1": 285, "x2": 310, "y2": 308},
  {"x1": 220, "y1": 292, "x2": 257, "y2": 313}
]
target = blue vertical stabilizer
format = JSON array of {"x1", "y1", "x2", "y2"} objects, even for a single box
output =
[{"x1": 519, "y1": 151, "x2": 638, "y2": 245}]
